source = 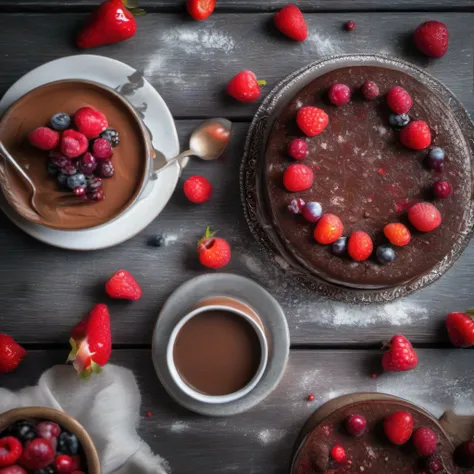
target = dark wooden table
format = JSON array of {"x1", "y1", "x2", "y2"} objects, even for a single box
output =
[{"x1": 0, "y1": 1, "x2": 473, "y2": 473}]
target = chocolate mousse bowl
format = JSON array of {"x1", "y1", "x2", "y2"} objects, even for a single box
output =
[
  {"x1": 167, "y1": 297, "x2": 269, "y2": 404},
  {"x1": 0, "y1": 79, "x2": 153, "y2": 231}
]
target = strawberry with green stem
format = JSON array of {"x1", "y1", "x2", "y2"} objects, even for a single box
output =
[{"x1": 67, "y1": 304, "x2": 112, "y2": 380}]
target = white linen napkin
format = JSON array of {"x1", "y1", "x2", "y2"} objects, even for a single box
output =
[{"x1": 0, "y1": 364, "x2": 169, "y2": 474}]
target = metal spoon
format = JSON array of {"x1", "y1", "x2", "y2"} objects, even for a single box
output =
[{"x1": 151, "y1": 118, "x2": 232, "y2": 178}]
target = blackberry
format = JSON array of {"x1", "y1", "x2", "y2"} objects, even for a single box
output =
[
  {"x1": 100, "y1": 128, "x2": 120, "y2": 147},
  {"x1": 58, "y1": 431, "x2": 79, "y2": 455},
  {"x1": 148, "y1": 235, "x2": 164, "y2": 247},
  {"x1": 8, "y1": 420, "x2": 37, "y2": 444}
]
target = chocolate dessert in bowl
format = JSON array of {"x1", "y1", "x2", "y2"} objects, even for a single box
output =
[
  {"x1": 0, "y1": 79, "x2": 154, "y2": 231},
  {"x1": 167, "y1": 297, "x2": 268, "y2": 404}
]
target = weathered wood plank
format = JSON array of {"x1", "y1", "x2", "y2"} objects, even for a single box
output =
[
  {"x1": 0, "y1": 13, "x2": 471, "y2": 119},
  {"x1": 1, "y1": 349, "x2": 472, "y2": 474},
  {"x1": 0, "y1": 1, "x2": 473, "y2": 12},
  {"x1": 2, "y1": 121, "x2": 474, "y2": 345}
]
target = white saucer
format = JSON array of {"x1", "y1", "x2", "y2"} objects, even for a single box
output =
[
  {"x1": 152, "y1": 273, "x2": 290, "y2": 416},
  {"x1": 0, "y1": 54, "x2": 180, "y2": 250}
]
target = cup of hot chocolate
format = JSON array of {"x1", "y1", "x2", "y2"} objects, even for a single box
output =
[
  {"x1": 0, "y1": 79, "x2": 157, "y2": 230},
  {"x1": 167, "y1": 296, "x2": 269, "y2": 404}
]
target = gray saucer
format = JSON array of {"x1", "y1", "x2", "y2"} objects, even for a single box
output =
[{"x1": 151, "y1": 273, "x2": 290, "y2": 416}]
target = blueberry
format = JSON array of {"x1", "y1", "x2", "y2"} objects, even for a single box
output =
[
  {"x1": 58, "y1": 431, "x2": 79, "y2": 455},
  {"x1": 429, "y1": 147, "x2": 445, "y2": 161},
  {"x1": 57, "y1": 173, "x2": 69, "y2": 187},
  {"x1": 100, "y1": 128, "x2": 120, "y2": 147},
  {"x1": 301, "y1": 202, "x2": 323, "y2": 223},
  {"x1": 388, "y1": 113, "x2": 410, "y2": 128},
  {"x1": 332, "y1": 237, "x2": 348, "y2": 255},
  {"x1": 67, "y1": 173, "x2": 86, "y2": 190},
  {"x1": 376, "y1": 245, "x2": 396, "y2": 265},
  {"x1": 8, "y1": 420, "x2": 37, "y2": 444},
  {"x1": 47, "y1": 162, "x2": 59, "y2": 177},
  {"x1": 96, "y1": 159, "x2": 114, "y2": 178},
  {"x1": 148, "y1": 235, "x2": 164, "y2": 247},
  {"x1": 49, "y1": 112, "x2": 71, "y2": 131},
  {"x1": 33, "y1": 466, "x2": 55, "y2": 474}
]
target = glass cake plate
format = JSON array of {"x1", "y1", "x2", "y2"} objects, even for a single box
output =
[{"x1": 240, "y1": 54, "x2": 474, "y2": 304}]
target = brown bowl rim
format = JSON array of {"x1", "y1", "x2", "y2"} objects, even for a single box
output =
[
  {"x1": 0, "y1": 78, "x2": 152, "y2": 231},
  {"x1": 0, "y1": 406, "x2": 100, "y2": 474}
]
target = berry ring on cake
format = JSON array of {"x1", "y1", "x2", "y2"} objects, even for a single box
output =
[{"x1": 241, "y1": 55, "x2": 474, "y2": 302}]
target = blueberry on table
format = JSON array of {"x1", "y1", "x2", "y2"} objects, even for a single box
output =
[
  {"x1": 57, "y1": 431, "x2": 79, "y2": 455},
  {"x1": 332, "y1": 237, "x2": 348, "y2": 255},
  {"x1": 8, "y1": 420, "x2": 37, "y2": 444},
  {"x1": 376, "y1": 245, "x2": 396, "y2": 264},
  {"x1": 57, "y1": 173, "x2": 68, "y2": 187},
  {"x1": 388, "y1": 113, "x2": 410, "y2": 128},
  {"x1": 148, "y1": 235, "x2": 165, "y2": 247},
  {"x1": 100, "y1": 128, "x2": 120, "y2": 147},
  {"x1": 49, "y1": 112, "x2": 71, "y2": 131},
  {"x1": 429, "y1": 147, "x2": 445, "y2": 161},
  {"x1": 67, "y1": 173, "x2": 86, "y2": 190}
]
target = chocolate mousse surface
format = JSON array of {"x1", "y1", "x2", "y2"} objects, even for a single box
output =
[
  {"x1": 264, "y1": 66, "x2": 472, "y2": 288},
  {"x1": 0, "y1": 80, "x2": 147, "y2": 230},
  {"x1": 292, "y1": 397, "x2": 462, "y2": 474}
]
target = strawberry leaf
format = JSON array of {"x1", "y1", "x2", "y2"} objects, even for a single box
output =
[
  {"x1": 122, "y1": 0, "x2": 139, "y2": 7},
  {"x1": 465, "y1": 310, "x2": 474, "y2": 319},
  {"x1": 79, "y1": 367, "x2": 93, "y2": 381},
  {"x1": 130, "y1": 7, "x2": 146, "y2": 16},
  {"x1": 91, "y1": 360, "x2": 103, "y2": 374},
  {"x1": 66, "y1": 338, "x2": 78, "y2": 362},
  {"x1": 198, "y1": 226, "x2": 218, "y2": 245}
]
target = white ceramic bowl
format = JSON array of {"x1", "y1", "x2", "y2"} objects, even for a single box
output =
[{"x1": 166, "y1": 303, "x2": 269, "y2": 405}]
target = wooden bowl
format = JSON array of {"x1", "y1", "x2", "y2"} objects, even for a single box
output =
[{"x1": 0, "y1": 407, "x2": 100, "y2": 474}]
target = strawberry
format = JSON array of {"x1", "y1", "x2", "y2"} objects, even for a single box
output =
[
  {"x1": 386, "y1": 86, "x2": 413, "y2": 115},
  {"x1": 74, "y1": 107, "x2": 108, "y2": 139},
  {"x1": 314, "y1": 214, "x2": 344, "y2": 245},
  {"x1": 28, "y1": 127, "x2": 60, "y2": 151},
  {"x1": 384, "y1": 223, "x2": 411, "y2": 246},
  {"x1": 296, "y1": 106, "x2": 329, "y2": 137},
  {"x1": 226, "y1": 71, "x2": 266, "y2": 103},
  {"x1": 60, "y1": 130, "x2": 89, "y2": 158},
  {"x1": 105, "y1": 270, "x2": 143, "y2": 300},
  {"x1": 382, "y1": 335, "x2": 418, "y2": 372},
  {"x1": 414, "y1": 21, "x2": 449, "y2": 58},
  {"x1": 76, "y1": 0, "x2": 137, "y2": 49},
  {"x1": 347, "y1": 231, "x2": 373, "y2": 261},
  {"x1": 197, "y1": 227, "x2": 231, "y2": 269},
  {"x1": 283, "y1": 164, "x2": 314, "y2": 192},
  {"x1": 0, "y1": 334, "x2": 27, "y2": 374},
  {"x1": 68, "y1": 304, "x2": 112, "y2": 379},
  {"x1": 384, "y1": 411, "x2": 414, "y2": 445},
  {"x1": 0, "y1": 437, "x2": 22, "y2": 467},
  {"x1": 408, "y1": 202, "x2": 441, "y2": 232},
  {"x1": 274, "y1": 5, "x2": 308, "y2": 42},
  {"x1": 400, "y1": 120, "x2": 431, "y2": 150},
  {"x1": 413, "y1": 427, "x2": 438, "y2": 456},
  {"x1": 446, "y1": 311, "x2": 474, "y2": 347},
  {"x1": 187, "y1": 0, "x2": 215, "y2": 21},
  {"x1": 183, "y1": 175, "x2": 212, "y2": 204}
]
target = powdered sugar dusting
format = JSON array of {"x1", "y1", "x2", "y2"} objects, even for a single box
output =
[
  {"x1": 170, "y1": 421, "x2": 190, "y2": 433},
  {"x1": 257, "y1": 429, "x2": 286, "y2": 445},
  {"x1": 162, "y1": 233, "x2": 178, "y2": 246},
  {"x1": 306, "y1": 32, "x2": 341, "y2": 57}
]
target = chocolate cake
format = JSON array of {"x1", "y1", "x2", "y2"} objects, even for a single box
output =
[
  {"x1": 264, "y1": 66, "x2": 472, "y2": 289},
  {"x1": 291, "y1": 394, "x2": 462, "y2": 474}
]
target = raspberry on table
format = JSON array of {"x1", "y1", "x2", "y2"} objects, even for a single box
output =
[
  {"x1": 287, "y1": 138, "x2": 308, "y2": 161},
  {"x1": 78, "y1": 152, "x2": 97, "y2": 175},
  {"x1": 296, "y1": 106, "x2": 329, "y2": 137},
  {"x1": 92, "y1": 138, "x2": 113, "y2": 159},
  {"x1": 283, "y1": 164, "x2": 314, "y2": 192},
  {"x1": 414, "y1": 21, "x2": 449, "y2": 58},
  {"x1": 361, "y1": 80, "x2": 379, "y2": 100},
  {"x1": 386, "y1": 86, "x2": 413, "y2": 114},
  {"x1": 60, "y1": 129, "x2": 89, "y2": 158},
  {"x1": 413, "y1": 427, "x2": 438, "y2": 456},
  {"x1": 400, "y1": 120, "x2": 431, "y2": 150},
  {"x1": 345, "y1": 20, "x2": 356, "y2": 31},
  {"x1": 28, "y1": 127, "x2": 60, "y2": 151},
  {"x1": 184, "y1": 175, "x2": 212, "y2": 203},
  {"x1": 328, "y1": 83, "x2": 351, "y2": 106},
  {"x1": 433, "y1": 180, "x2": 452, "y2": 199}
]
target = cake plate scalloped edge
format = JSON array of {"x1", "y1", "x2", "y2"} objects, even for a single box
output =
[{"x1": 240, "y1": 54, "x2": 474, "y2": 304}]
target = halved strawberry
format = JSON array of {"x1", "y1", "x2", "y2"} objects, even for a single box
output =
[{"x1": 67, "y1": 304, "x2": 112, "y2": 380}]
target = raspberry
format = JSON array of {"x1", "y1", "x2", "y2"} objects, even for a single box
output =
[
  {"x1": 414, "y1": 21, "x2": 449, "y2": 58},
  {"x1": 382, "y1": 335, "x2": 418, "y2": 372},
  {"x1": 400, "y1": 120, "x2": 431, "y2": 150},
  {"x1": 92, "y1": 138, "x2": 112, "y2": 159},
  {"x1": 386, "y1": 86, "x2": 413, "y2": 114},
  {"x1": 74, "y1": 106, "x2": 108, "y2": 139},
  {"x1": 383, "y1": 223, "x2": 411, "y2": 246},
  {"x1": 328, "y1": 83, "x2": 351, "y2": 106},
  {"x1": 346, "y1": 414, "x2": 367, "y2": 437},
  {"x1": 197, "y1": 227, "x2": 231, "y2": 269},
  {"x1": 345, "y1": 20, "x2": 356, "y2": 31},
  {"x1": 0, "y1": 437, "x2": 22, "y2": 467},
  {"x1": 283, "y1": 164, "x2": 314, "y2": 192},
  {"x1": 274, "y1": 5, "x2": 308, "y2": 41},
  {"x1": 330, "y1": 445, "x2": 346, "y2": 463},
  {"x1": 408, "y1": 202, "x2": 441, "y2": 232},
  {"x1": 413, "y1": 427, "x2": 438, "y2": 456},
  {"x1": 384, "y1": 411, "x2": 414, "y2": 445},
  {"x1": 296, "y1": 106, "x2": 329, "y2": 137},
  {"x1": 19, "y1": 438, "x2": 54, "y2": 471},
  {"x1": 226, "y1": 70, "x2": 266, "y2": 102},
  {"x1": 28, "y1": 127, "x2": 60, "y2": 151},
  {"x1": 287, "y1": 139, "x2": 308, "y2": 160},
  {"x1": 60, "y1": 129, "x2": 89, "y2": 158},
  {"x1": 183, "y1": 175, "x2": 212, "y2": 203},
  {"x1": 314, "y1": 214, "x2": 344, "y2": 245},
  {"x1": 288, "y1": 198, "x2": 305, "y2": 214},
  {"x1": 105, "y1": 270, "x2": 143, "y2": 301},
  {"x1": 347, "y1": 231, "x2": 373, "y2": 261},
  {"x1": 433, "y1": 180, "x2": 452, "y2": 199},
  {"x1": 361, "y1": 80, "x2": 379, "y2": 100}
]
